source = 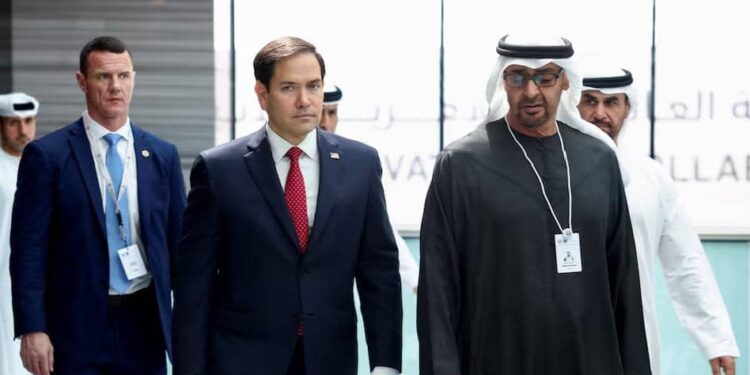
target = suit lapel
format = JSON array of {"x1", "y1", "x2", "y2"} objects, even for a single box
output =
[
  {"x1": 308, "y1": 131, "x2": 342, "y2": 248},
  {"x1": 133, "y1": 126, "x2": 153, "y2": 249},
  {"x1": 68, "y1": 119, "x2": 106, "y2": 237},
  {"x1": 243, "y1": 129, "x2": 300, "y2": 250}
]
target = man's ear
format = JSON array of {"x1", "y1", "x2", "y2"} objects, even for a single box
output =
[
  {"x1": 561, "y1": 73, "x2": 570, "y2": 91},
  {"x1": 76, "y1": 71, "x2": 87, "y2": 93},
  {"x1": 255, "y1": 81, "x2": 268, "y2": 110}
]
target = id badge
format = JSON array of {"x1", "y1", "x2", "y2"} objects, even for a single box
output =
[
  {"x1": 555, "y1": 232, "x2": 582, "y2": 273},
  {"x1": 117, "y1": 245, "x2": 148, "y2": 280}
]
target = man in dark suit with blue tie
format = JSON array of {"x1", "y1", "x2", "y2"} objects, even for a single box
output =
[
  {"x1": 10, "y1": 36, "x2": 186, "y2": 375},
  {"x1": 172, "y1": 36, "x2": 403, "y2": 375}
]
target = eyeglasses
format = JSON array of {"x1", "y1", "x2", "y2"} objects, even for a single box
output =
[{"x1": 503, "y1": 69, "x2": 564, "y2": 88}]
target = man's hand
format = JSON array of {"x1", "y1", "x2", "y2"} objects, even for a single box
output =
[
  {"x1": 20, "y1": 332, "x2": 54, "y2": 375},
  {"x1": 709, "y1": 356, "x2": 735, "y2": 375}
]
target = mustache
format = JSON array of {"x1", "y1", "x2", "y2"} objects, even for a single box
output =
[
  {"x1": 520, "y1": 99, "x2": 544, "y2": 106},
  {"x1": 590, "y1": 119, "x2": 611, "y2": 126}
]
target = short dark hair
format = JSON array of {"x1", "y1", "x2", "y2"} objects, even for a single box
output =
[
  {"x1": 253, "y1": 36, "x2": 325, "y2": 89},
  {"x1": 79, "y1": 36, "x2": 132, "y2": 74}
]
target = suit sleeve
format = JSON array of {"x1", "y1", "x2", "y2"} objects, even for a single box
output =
[
  {"x1": 417, "y1": 151, "x2": 462, "y2": 375},
  {"x1": 167, "y1": 144, "x2": 187, "y2": 281},
  {"x1": 172, "y1": 155, "x2": 220, "y2": 375},
  {"x1": 655, "y1": 166, "x2": 739, "y2": 359},
  {"x1": 606, "y1": 157, "x2": 652, "y2": 374},
  {"x1": 355, "y1": 151, "x2": 403, "y2": 372},
  {"x1": 10, "y1": 141, "x2": 53, "y2": 336}
]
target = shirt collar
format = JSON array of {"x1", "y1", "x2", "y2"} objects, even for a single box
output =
[
  {"x1": 82, "y1": 110, "x2": 132, "y2": 142},
  {"x1": 265, "y1": 124, "x2": 319, "y2": 163}
]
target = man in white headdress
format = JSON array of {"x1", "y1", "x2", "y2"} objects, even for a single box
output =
[
  {"x1": 579, "y1": 67, "x2": 739, "y2": 375},
  {"x1": 417, "y1": 34, "x2": 651, "y2": 374},
  {"x1": 320, "y1": 84, "x2": 420, "y2": 293},
  {"x1": 319, "y1": 84, "x2": 342, "y2": 133},
  {"x1": 0, "y1": 92, "x2": 38, "y2": 375}
]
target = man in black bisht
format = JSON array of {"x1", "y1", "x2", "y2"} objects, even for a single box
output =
[{"x1": 417, "y1": 34, "x2": 651, "y2": 375}]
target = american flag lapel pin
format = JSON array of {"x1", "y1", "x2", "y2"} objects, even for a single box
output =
[{"x1": 330, "y1": 152, "x2": 340, "y2": 160}]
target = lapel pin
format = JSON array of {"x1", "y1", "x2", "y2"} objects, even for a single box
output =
[
  {"x1": 330, "y1": 152, "x2": 340, "y2": 160},
  {"x1": 141, "y1": 150, "x2": 150, "y2": 158}
]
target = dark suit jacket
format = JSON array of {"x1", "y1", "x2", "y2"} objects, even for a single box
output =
[
  {"x1": 10, "y1": 118, "x2": 186, "y2": 362},
  {"x1": 172, "y1": 127, "x2": 402, "y2": 375}
]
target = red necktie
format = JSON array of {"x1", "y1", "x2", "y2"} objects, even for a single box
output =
[
  {"x1": 284, "y1": 147, "x2": 309, "y2": 253},
  {"x1": 285, "y1": 147, "x2": 309, "y2": 336}
]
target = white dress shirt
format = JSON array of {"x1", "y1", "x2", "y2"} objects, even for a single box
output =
[
  {"x1": 266, "y1": 125, "x2": 319, "y2": 228},
  {"x1": 265, "y1": 125, "x2": 400, "y2": 375},
  {"x1": 83, "y1": 111, "x2": 151, "y2": 295},
  {"x1": 622, "y1": 151, "x2": 739, "y2": 375}
]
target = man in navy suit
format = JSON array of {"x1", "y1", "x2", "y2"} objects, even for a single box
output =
[
  {"x1": 172, "y1": 36, "x2": 402, "y2": 375},
  {"x1": 10, "y1": 36, "x2": 186, "y2": 375}
]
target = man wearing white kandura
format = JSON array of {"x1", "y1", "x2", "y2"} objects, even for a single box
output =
[{"x1": 579, "y1": 65, "x2": 739, "y2": 375}]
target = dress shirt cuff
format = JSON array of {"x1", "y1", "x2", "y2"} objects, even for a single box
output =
[{"x1": 372, "y1": 366, "x2": 400, "y2": 375}]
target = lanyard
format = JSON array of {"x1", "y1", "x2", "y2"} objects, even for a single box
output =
[
  {"x1": 84, "y1": 125, "x2": 132, "y2": 245},
  {"x1": 505, "y1": 118, "x2": 573, "y2": 237}
]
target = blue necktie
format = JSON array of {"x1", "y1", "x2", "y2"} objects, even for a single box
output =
[{"x1": 104, "y1": 133, "x2": 132, "y2": 294}]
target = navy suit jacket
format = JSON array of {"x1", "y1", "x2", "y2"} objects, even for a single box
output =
[
  {"x1": 172, "y1": 128, "x2": 403, "y2": 375},
  {"x1": 10, "y1": 118, "x2": 186, "y2": 361}
]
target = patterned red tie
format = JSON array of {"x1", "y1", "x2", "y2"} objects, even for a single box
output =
[{"x1": 284, "y1": 146, "x2": 309, "y2": 253}]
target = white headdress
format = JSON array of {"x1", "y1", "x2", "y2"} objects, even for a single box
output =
[
  {"x1": 485, "y1": 34, "x2": 628, "y2": 183},
  {"x1": 581, "y1": 66, "x2": 637, "y2": 118},
  {"x1": 0, "y1": 92, "x2": 39, "y2": 118},
  {"x1": 485, "y1": 34, "x2": 617, "y2": 151},
  {"x1": 323, "y1": 83, "x2": 343, "y2": 105}
]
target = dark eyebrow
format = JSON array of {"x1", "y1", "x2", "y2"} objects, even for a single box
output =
[
  {"x1": 504, "y1": 68, "x2": 527, "y2": 74},
  {"x1": 534, "y1": 68, "x2": 556, "y2": 74},
  {"x1": 505, "y1": 67, "x2": 557, "y2": 75},
  {"x1": 581, "y1": 93, "x2": 598, "y2": 101},
  {"x1": 604, "y1": 96, "x2": 621, "y2": 104}
]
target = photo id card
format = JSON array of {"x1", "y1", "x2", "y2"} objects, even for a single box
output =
[
  {"x1": 555, "y1": 232, "x2": 582, "y2": 273},
  {"x1": 117, "y1": 245, "x2": 148, "y2": 280}
]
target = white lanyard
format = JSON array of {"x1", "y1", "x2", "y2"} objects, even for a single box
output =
[
  {"x1": 84, "y1": 125, "x2": 133, "y2": 245},
  {"x1": 506, "y1": 118, "x2": 573, "y2": 237}
]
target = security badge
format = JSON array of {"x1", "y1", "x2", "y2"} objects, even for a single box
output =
[
  {"x1": 555, "y1": 229, "x2": 582, "y2": 273},
  {"x1": 117, "y1": 245, "x2": 148, "y2": 280}
]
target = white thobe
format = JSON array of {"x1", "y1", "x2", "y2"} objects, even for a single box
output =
[
  {"x1": 0, "y1": 150, "x2": 29, "y2": 374},
  {"x1": 622, "y1": 152, "x2": 739, "y2": 375}
]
